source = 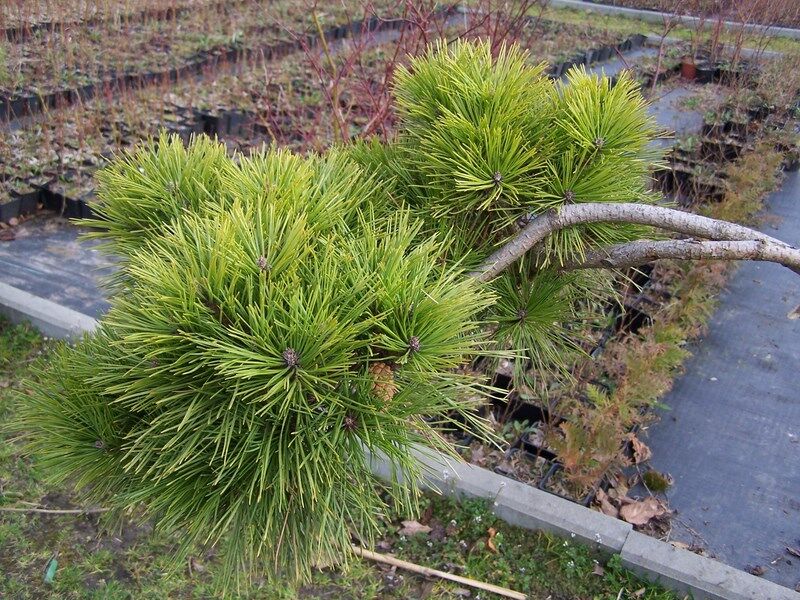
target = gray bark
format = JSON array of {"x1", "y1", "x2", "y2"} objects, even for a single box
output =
[
  {"x1": 561, "y1": 239, "x2": 800, "y2": 273},
  {"x1": 472, "y1": 203, "x2": 800, "y2": 282}
]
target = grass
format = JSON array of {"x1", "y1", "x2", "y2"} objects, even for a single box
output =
[
  {"x1": 540, "y1": 5, "x2": 800, "y2": 54},
  {"x1": 0, "y1": 316, "x2": 682, "y2": 599}
]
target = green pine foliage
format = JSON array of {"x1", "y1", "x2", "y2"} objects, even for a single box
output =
[
  {"x1": 16, "y1": 39, "x2": 664, "y2": 594},
  {"x1": 352, "y1": 39, "x2": 661, "y2": 388},
  {"x1": 17, "y1": 141, "x2": 496, "y2": 591}
]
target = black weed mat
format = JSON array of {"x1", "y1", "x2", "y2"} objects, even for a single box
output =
[
  {"x1": 640, "y1": 170, "x2": 800, "y2": 590},
  {"x1": 0, "y1": 216, "x2": 112, "y2": 318}
]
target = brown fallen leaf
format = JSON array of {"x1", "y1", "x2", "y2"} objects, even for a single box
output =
[
  {"x1": 670, "y1": 541, "x2": 691, "y2": 550},
  {"x1": 633, "y1": 588, "x2": 646, "y2": 598},
  {"x1": 787, "y1": 547, "x2": 800, "y2": 558},
  {"x1": 619, "y1": 497, "x2": 668, "y2": 526},
  {"x1": 788, "y1": 305, "x2": 800, "y2": 320},
  {"x1": 594, "y1": 489, "x2": 619, "y2": 518},
  {"x1": 0, "y1": 229, "x2": 15, "y2": 242},
  {"x1": 591, "y1": 562, "x2": 605, "y2": 576},
  {"x1": 470, "y1": 444, "x2": 486, "y2": 466},
  {"x1": 398, "y1": 520, "x2": 431, "y2": 536},
  {"x1": 748, "y1": 565, "x2": 766, "y2": 577},
  {"x1": 486, "y1": 527, "x2": 498, "y2": 553},
  {"x1": 630, "y1": 435, "x2": 652, "y2": 464}
]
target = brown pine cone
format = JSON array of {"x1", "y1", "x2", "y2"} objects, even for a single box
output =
[{"x1": 369, "y1": 362, "x2": 397, "y2": 402}]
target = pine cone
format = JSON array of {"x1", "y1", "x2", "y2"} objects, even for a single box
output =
[{"x1": 369, "y1": 362, "x2": 397, "y2": 402}]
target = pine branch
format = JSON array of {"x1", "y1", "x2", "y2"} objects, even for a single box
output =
[
  {"x1": 471, "y1": 203, "x2": 800, "y2": 282},
  {"x1": 560, "y1": 239, "x2": 800, "y2": 273}
]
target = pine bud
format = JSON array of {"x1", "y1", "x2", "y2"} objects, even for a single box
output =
[
  {"x1": 563, "y1": 190, "x2": 576, "y2": 204},
  {"x1": 257, "y1": 256, "x2": 270, "y2": 272},
  {"x1": 283, "y1": 347, "x2": 300, "y2": 369},
  {"x1": 408, "y1": 336, "x2": 421, "y2": 353},
  {"x1": 492, "y1": 171, "x2": 503, "y2": 186},
  {"x1": 343, "y1": 414, "x2": 358, "y2": 431}
]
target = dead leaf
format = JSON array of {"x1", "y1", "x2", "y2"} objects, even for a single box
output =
[
  {"x1": 631, "y1": 435, "x2": 652, "y2": 464},
  {"x1": 787, "y1": 547, "x2": 800, "y2": 558},
  {"x1": 0, "y1": 379, "x2": 10, "y2": 389},
  {"x1": 748, "y1": 565, "x2": 766, "y2": 576},
  {"x1": 398, "y1": 520, "x2": 431, "y2": 536},
  {"x1": 619, "y1": 497, "x2": 668, "y2": 526},
  {"x1": 188, "y1": 556, "x2": 205, "y2": 575},
  {"x1": 633, "y1": 588, "x2": 646, "y2": 598},
  {"x1": 788, "y1": 305, "x2": 800, "y2": 320},
  {"x1": 470, "y1": 444, "x2": 486, "y2": 466},
  {"x1": 486, "y1": 527, "x2": 498, "y2": 553},
  {"x1": 0, "y1": 229, "x2": 15, "y2": 242},
  {"x1": 594, "y1": 489, "x2": 619, "y2": 518},
  {"x1": 670, "y1": 541, "x2": 691, "y2": 550},
  {"x1": 592, "y1": 563, "x2": 605, "y2": 576}
]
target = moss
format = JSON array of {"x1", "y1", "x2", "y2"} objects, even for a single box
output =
[{"x1": 643, "y1": 470, "x2": 672, "y2": 493}]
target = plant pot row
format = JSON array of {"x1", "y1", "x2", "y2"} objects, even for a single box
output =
[
  {"x1": 679, "y1": 56, "x2": 759, "y2": 87},
  {"x1": 547, "y1": 33, "x2": 647, "y2": 79},
  {"x1": 1, "y1": 0, "x2": 245, "y2": 43},
  {"x1": 0, "y1": 8, "x2": 448, "y2": 123},
  {"x1": 0, "y1": 173, "x2": 100, "y2": 225}
]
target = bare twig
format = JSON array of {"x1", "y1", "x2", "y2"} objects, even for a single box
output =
[
  {"x1": 562, "y1": 239, "x2": 800, "y2": 273},
  {"x1": 471, "y1": 202, "x2": 800, "y2": 282},
  {"x1": 0, "y1": 506, "x2": 109, "y2": 514},
  {"x1": 352, "y1": 545, "x2": 527, "y2": 600}
]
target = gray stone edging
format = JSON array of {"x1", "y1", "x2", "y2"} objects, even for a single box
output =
[
  {"x1": 548, "y1": 0, "x2": 800, "y2": 40},
  {"x1": 370, "y1": 446, "x2": 800, "y2": 600},
  {"x1": 2, "y1": 283, "x2": 797, "y2": 599},
  {"x1": 0, "y1": 282, "x2": 98, "y2": 338}
]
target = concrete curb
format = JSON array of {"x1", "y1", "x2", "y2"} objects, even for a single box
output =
[
  {"x1": 2, "y1": 284, "x2": 797, "y2": 598},
  {"x1": 549, "y1": 0, "x2": 800, "y2": 40},
  {"x1": 370, "y1": 447, "x2": 800, "y2": 600},
  {"x1": 0, "y1": 282, "x2": 98, "y2": 338}
]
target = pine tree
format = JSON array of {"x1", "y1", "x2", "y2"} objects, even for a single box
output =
[
  {"x1": 18, "y1": 138, "x2": 496, "y2": 590},
  {"x1": 16, "y1": 39, "x2": 800, "y2": 594}
]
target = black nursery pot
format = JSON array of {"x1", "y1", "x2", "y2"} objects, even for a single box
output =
[
  {"x1": 597, "y1": 45, "x2": 613, "y2": 62},
  {"x1": 695, "y1": 60, "x2": 716, "y2": 84},
  {"x1": 0, "y1": 196, "x2": 21, "y2": 223},
  {"x1": 629, "y1": 33, "x2": 646, "y2": 49},
  {"x1": 784, "y1": 155, "x2": 800, "y2": 172},
  {"x1": 13, "y1": 189, "x2": 39, "y2": 215}
]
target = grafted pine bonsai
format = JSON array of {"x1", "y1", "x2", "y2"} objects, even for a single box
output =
[{"x1": 16, "y1": 40, "x2": 800, "y2": 593}]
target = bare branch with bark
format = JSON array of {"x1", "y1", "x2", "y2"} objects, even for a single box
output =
[
  {"x1": 561, "y1": 239, "x2": 800, "y2": 273},
  {"x1": 472, "y1": 202, "x2": 800, "y2": 282}
]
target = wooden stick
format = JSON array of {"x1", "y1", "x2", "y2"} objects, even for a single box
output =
[
  {"x1": 352, "y1": 545, "x2": 527, "y2": 600},
  {"x1": 0, "y1": 506, "x2": 109, "y2": 514}
]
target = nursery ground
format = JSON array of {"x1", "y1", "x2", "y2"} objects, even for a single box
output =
[
  {"x1": 639, "y1": 169, "x2": 800, "y2": 590},
  {"x1": 0, "y1": 319, "x2": 681, "y2": 599}
]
